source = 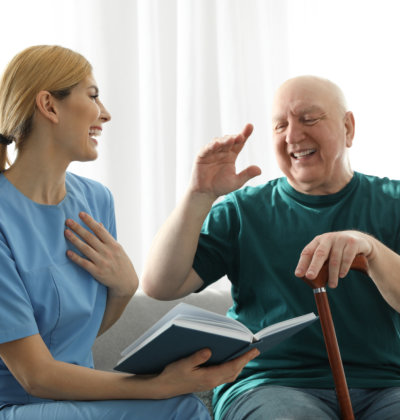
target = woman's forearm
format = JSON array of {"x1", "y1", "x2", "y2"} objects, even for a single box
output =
[
  {"x1": 22, "y1": 346, "x2": 260, "y2": 402},
  {"x1": 24, "y1": 359, "x2": 166, "y2": 401}
]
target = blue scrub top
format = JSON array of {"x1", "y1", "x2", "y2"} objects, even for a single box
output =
[{"x1": 0, "y1": 172, "x2": 116, "y2": 406}]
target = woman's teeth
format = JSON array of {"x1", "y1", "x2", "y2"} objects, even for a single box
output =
[{"x1": 89, "y1": 128, "x2": 102, "y2": 137}]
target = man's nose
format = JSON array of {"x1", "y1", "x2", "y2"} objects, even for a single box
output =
[{"x1": 285, "y1": 121, "x2": 305, "y2": 144}]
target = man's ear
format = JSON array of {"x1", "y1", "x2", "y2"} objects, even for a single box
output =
[
  {"x1": 344, "y1": 111, "x2": 355, "y2": 147},
  {"x1": 35, "y1": 91, "x2": 59, "y2": 124}
]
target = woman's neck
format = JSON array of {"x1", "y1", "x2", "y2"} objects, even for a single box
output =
[{"x1": 4, "y1": 148, "x2": 68, "y2": 205}]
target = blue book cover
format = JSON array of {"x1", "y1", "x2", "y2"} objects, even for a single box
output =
[{"x1": 114, "y1": 303, "x2": 318, "y2": 374}]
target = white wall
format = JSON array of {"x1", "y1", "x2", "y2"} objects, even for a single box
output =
[{"x1": 1, "y1": 0, "x2": 399, "y2": 279}]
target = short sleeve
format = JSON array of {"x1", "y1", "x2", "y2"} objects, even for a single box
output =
[
  {"x1": 193, "y1": 195, "x2": 239, "y2": 288},
  {"x1": 0, "y1": 232, "x2": 38, "y2": 344}
]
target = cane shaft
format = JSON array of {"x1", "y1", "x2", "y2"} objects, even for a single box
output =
[
  {"x1": 301, "y1": 254, "x2": 367, "y2": 419},
  {"x1": 314, "y1": 292, "x2": 354, "y2": 420}
]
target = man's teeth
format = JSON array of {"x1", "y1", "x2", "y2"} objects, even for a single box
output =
[
  {"x1": 293, "y1": 149, "x2": 315, "y2": 158},
  {"x1": 89, "y1": 128, "x2": 102, "y2": 137}
]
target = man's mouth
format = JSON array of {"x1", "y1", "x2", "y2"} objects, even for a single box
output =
[{"x1": 291, "y1": 149, "x2": 316, "y2": 159}]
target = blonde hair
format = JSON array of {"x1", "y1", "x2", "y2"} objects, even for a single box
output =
[{"x1": 0, "y1": 45, "x2": 92, "y2": 171}]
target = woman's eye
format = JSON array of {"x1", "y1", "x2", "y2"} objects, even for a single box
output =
[{"x1": 90, "y1": 95, "x2": 99, "y2": 101}]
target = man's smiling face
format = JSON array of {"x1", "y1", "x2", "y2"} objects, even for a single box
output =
[{"x1": 272, "y1": 76, "x2": 355, "y2": 195}]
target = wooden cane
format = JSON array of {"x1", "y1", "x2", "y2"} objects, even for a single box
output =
[{"x1": 302, "y1": 254, "x2": 368, "y2": 420}]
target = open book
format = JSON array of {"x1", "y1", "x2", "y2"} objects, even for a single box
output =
[{"x1": 114, "y1": 302, "x2": 318, "y2": 374}]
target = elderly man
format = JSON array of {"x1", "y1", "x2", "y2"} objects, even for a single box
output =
[{"x1": 142, "y1": 76, "x2": 400, "y2": 419}]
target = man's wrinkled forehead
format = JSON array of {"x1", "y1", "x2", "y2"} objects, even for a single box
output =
[
  {"x1": 272, "y1": 76, "x2": 345, "y2": 120},
  {"x1": 272, "y1": 102, "x2": 326, "y2": 123}
]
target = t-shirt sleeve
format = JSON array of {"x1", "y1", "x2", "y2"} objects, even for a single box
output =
[
  {"x1": 193, "y1": 195, "x2": 239, "y2": 289},
  {"x1": 0, "y1": 232, "x2": 38, "y2": 344}
]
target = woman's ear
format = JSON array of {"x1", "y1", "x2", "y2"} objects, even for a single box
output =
[
  {"x1": 35, "y1": 91, "x2": 59, "y2": 124},
  {"x1": 344, "y1": 111, "x2": 355, "y2": 147}
]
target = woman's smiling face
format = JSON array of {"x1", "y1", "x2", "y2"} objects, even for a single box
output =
[{"x1": 54, "y1": 74, "x2": 111, "y2": 164}]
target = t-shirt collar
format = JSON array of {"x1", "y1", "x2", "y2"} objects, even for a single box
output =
[{"x1": 279, "y1": 172, "x2": 360, "y2": 206}]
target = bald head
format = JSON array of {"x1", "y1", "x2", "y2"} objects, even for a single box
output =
[{"x1": 273, "y1": 76, "x2": 348, "y2": 120}]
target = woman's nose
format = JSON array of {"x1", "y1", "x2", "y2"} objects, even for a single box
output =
[{"x1": 99, "y1": 102, "x2": 111, "y2": 122}]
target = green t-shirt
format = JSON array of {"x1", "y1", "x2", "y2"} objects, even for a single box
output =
[{"x1": 193, "y1": 172, "x2": 400, "y2": 420}]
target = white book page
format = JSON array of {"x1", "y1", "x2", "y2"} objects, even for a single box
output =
[
  {"x1": 120, "y1": 302, "x2": 249, "y2": 357},
  {"x1": 174, "y1": 318, "x2": 252, "y2": 342},
  {"x1": 254, "y1": 313, "x2": 317, "y2": 341},
  {"x1": 179, "y1": 314, "x2": 251, "y2": 334}
]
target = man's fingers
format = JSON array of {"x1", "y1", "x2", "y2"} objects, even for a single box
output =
[
  {"x1": 237, "y1": 165, "x2": 262, "y2": 186},
  {"x1": 241, "y1": 123, "x2": 254, "y2": 139},
  {"x1": 295, "y1": 246, "x2": 316, "y2": 278},
  {"x1": 199, "y1": 124, "x2": 254, "y2": 161},
  {"x1": 297, "y1": 232, "x2": 371, "y2": 288},
  {"x1": 338, "y1": 239, "x2": 359, "y2": 277},
  {"x1": 326, "y1": 247, "x2": 343, "y2": 288}
]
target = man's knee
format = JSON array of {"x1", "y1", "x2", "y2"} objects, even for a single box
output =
[{"x1": 221, "y1": 386, "x2": 339, "y2": 420}]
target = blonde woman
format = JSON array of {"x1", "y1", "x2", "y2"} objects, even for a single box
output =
[{"x1": 0, "y1": 45, "x2": 258, "y2": 420}]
